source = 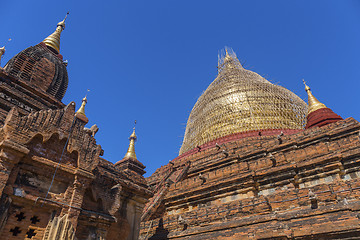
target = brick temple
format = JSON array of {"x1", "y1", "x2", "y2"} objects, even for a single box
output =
[
  {"x1": 0, "y1": 15, "x2": 152, "y2": 240},
  {"x1": 139, "y1": 50, "x2": 360, "y2": 239},
  {"x1": 1, "y1": 14, "x2": 360, "y2": 240}
]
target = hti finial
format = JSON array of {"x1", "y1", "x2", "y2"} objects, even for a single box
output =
[
  {"x1": 58, "y1": 12, "x2": 69, "y2": 30},
  {"x1": 65, "y1": 11, "x2": 69, "y2": 21},
  {"x1": 302, "y1": 79, "x2": 310, "y2": 91},
  {"x1": 124, "y1": 121, "x2": 138, "y2": 160},
  {"x1": 76, "y1": 95, "x2": 87, "y2": 116},
  {"x1": 0, "y1": 39, "x2": 11, "y2": 65},
  {"x1": 130, "y1": 120, "x2": 137, "y2": 140},
  {"x1": 218, "y1": 47, "x2": 242, "y2": 73},
  {"x1": 302, "y1": 79, "x2": 326, "y2": 114},
  {"x1": 3, "y1": 38, "x2": 12, "y2": 48},
  {"x1": 0, "y1": 47, "x2": 5, "y2": 64},
  {"x1": 74, "y1": 93, "x2": 89, "y2": 123},
  {"x1": 224, "y1": 47, "x2": 232, "y2": 60},
  {"x1": 42, "y1": 12, "x2": 69, "y2": 54}
]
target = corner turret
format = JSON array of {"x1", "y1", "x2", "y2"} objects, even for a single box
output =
[
  {"x1": 303, "y1": 80, "x2": 343, "y2": 129},
  {"x1": 115, "y1": 121, "x2": 146, "y2": 175}
]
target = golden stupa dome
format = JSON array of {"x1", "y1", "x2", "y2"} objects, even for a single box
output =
[{"x1": 179, "y1": 48, "x2": 307, "y2": 155}]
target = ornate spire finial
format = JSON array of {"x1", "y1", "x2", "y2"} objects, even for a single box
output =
[
  {"x1": 124, "y1": 121, "x2": 138, "y2": 160},
  {"x1": 42, "y1": 12, "x2": 69, "y2": 54},
  {"x1": 302, "y1": 79, "x2": 311, "y2": 92},
  {"x1": 218, "y1": 47, "x2": 242, "y2": 73},
  {"x1": 75, "y1": 91, "x2": 90, "y2": 123},
  {"x1": 76, "y1": 89, "x2": 90, "y2": 116},
  {"x1": 303, "y1": 79, "x2": 327, "y2": 114},
  {"x1": 130, "y1": 120, "x2": 137, "y2": 138},
  {"x1": 0, "y1": 46, "x2": 5, "y2": 65},
  {"x1": 224, "y1": 47, "x2": 232, "y2": 61},
  {"x1": 0, "y1": 39, "x2": 11, "y2": 65},
  {"x1": 76, "y1": 96, "x2": 87, "y2": 116}
]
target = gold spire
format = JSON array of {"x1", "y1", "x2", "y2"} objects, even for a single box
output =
[
  {"x1": 0, "y1": 46, "x2": 5, "y2": 64},
  {"x1": 303, "y1": 79, "x2": 327, "y2": 114},
  {"x1": 42, "y1": 12, "x2": 69, "y2": 54},
  {"x1": 217, "y1": 47, "x2": 242, "y2": 73},
  {"x1": 124, "y1": 121, "x2": 137, "y2": 160},
  {"x1": 224, "y1": 48, "x2": 231, "y2": 61},
  {"x1": 76, "y1": 96, "x2": 87, "y2": 116}
]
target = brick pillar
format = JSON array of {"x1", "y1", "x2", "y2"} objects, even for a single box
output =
[
  {"x1": 0, "y1": 140, "x2": 29, "y2": 198},
  {"x1": 126, "y1": 200, "x2": 136, "y2": 240},
  {"x1": 127, "y1": 197, "x2": 148, "y2": 240},
  {"x1": 133, "y1": 204, "x2": 145, "y2": 240},
  {"x1": 62, "y1": 175, "x2": 90, "y2": 229}
]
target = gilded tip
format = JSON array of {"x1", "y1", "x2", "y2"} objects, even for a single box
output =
[
  {"x1": 218, "y1": 47, "x2": 242, "y2": 72},
  {"x1": 224, "y1": 47, "x2": 233, "y2": 60},
  {"x1": 130, "y1": 130, "x2": 137, "y2": 139},
  {"x1": 57, "y1": 12, "x2": 69, "y2": 30},
  {"x1": 303, "y1": 80, "x2": 327, "y2": 114},
  {"x1": 76, "y1": 95, "x2": 87, "y2": 116},
  {"x1": 130, "y1": 120, "x2": 137, "y2": 140},
  {"x1": 43, "y1": 12, "x2": 69, "y2": 53},
  {"x1": 124, "y1": 123, "x2": 138, "y2": 160},
  {"x1": 302, "y1": 79, "x2": 310, "y2": 92},
  {"x1": 75, "y1": 95, "x2": 89, "y2": 123},
  {"x1": 0, "y1": 46, "x2": 5, "y2": 64}
]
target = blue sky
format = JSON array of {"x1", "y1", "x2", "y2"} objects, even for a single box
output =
[{"x1": 2, "y1": 1, "x2": 360, "y2": 177}]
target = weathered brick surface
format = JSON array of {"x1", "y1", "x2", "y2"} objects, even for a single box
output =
[
  {"x1": 0, "y1": 104, "x2": 153, "y2": 239},
  {"x1": 141, "y1": 118, "x2": 360, "y2": 239},
  {"x1": 1, "y1": 202, "x2": 53, "y2": 240},
  {"x1": 0, "y1": 44, "x2": 67, "y2": 127}
]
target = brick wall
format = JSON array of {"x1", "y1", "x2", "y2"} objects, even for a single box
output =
[{"x1": 140, "y1": 118, "x2": 360, "y2": 239}]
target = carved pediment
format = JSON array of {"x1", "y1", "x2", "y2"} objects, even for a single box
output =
[
  {"x1": 2, "y1": 103, "x2": 101, "y2": 172},
  {"x1": 27, "y1": 133, "x2": 78, "y2": 168}
]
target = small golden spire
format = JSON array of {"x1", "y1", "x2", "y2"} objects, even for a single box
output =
[
  {"x1": 0, "y1": 46, "x2": 5, "y2": 64},
  {"x1": 124, "y1": 121, "x2": 138, "y2": 160},
  {"x1": 224, "y1": 48, "x2": 232, "y2": 61},
  {"x1": 76, "y1": 96, "x2": 87, "y2": 116},
  {"x1": 218, "y1": 47, "x2": 242, "y2": 73},
  {"x1": 42, "y1": 12, "x2": 69, "y2": 54},
  {"x1": 303, "y1": 79, "x2": 327, "y2": 114},
  {"x1": 0, "y1": 39, "x2": 11, "y2": 64}
]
